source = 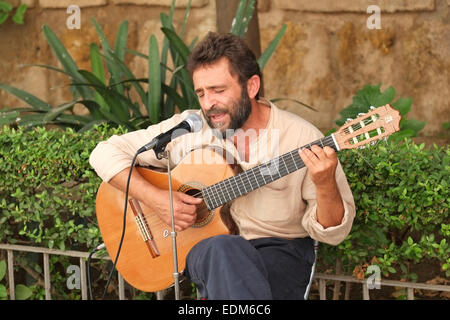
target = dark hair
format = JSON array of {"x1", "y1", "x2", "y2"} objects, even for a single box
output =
[{"x1": 187, "y1": 32, "x2": 262, "y2": 99}]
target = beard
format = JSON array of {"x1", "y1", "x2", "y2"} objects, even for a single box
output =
[{"x1": 202, "y1": 85, "x2": 252, "y2": 139}]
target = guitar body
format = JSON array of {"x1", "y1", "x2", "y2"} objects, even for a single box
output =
[{"x1": 96, "y1": 147, "x2": 236, "y2": 292}]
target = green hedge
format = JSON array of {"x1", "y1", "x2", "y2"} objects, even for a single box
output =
[
  {"x1": 0, "y1": 126, "x2": 449, "y2": 294},
  {"x1": 320, "y1": 141, "x2": 450, "y2": 281},
  {"x1": 0, "y1": 125, "x2": 126, "y2": 250}
]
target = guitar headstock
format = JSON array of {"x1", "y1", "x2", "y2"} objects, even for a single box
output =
[{"x1": 334, "y1": 104, "x2": 401, "y2": 150}]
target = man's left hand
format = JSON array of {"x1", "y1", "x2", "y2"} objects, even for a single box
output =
[
  {"x1": 299, "y1": 145, "x2": 338, "y2": 188},
  {"x1": 299, "y1": 145, "x2": 344, "y2": 228}
]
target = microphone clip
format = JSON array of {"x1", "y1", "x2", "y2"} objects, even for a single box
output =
[{"x1": 155, "y1": 144, "x2": 169, "y2": 160}]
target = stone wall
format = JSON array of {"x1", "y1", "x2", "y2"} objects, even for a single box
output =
[{"x1": 0, "y1": 0, "x2": 449, "y2": 138}]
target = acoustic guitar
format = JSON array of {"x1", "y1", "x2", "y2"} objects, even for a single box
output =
[{"x1": 95, "y1": 104, "x2": 401, "y2": 292}]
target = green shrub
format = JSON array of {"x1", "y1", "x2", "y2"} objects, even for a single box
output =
[
  {"x1": 0, "y1": 1, "x2": 27, "y2": 25},
  {"x1": 0, "y1": 125, "x2": 127, "y2": 250},
  {"x1": 319, "y1": 140, "x2": 450, "y2": 281},
  {"x1": 0, "y1": 125, "x2": 130, "y2": 299}
]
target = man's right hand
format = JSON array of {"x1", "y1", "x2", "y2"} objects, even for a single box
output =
[
  {"x1": 147, "y1": 189, "x2": 203, "y2": 232},
  {"x1": 109, "y1": 167, "x2": 203, "y2": 232}
]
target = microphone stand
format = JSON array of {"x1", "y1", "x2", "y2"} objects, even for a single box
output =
[
  {"x1": 157, "y1": 149, "x2": 181, "y2": 300},
  {"x1": 132, "y1": 114, "x2": 202, "y2": 301}
]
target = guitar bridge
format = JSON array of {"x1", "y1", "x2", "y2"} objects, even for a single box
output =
[{"x1": 129, "y1": 199, "x2": 160, "y2": 258}]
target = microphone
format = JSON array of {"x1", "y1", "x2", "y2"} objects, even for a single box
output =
[{"x1": 137, "y1": 113, "x2": 203, "y2": 155}]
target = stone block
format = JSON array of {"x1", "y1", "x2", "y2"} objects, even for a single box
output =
[
  {"x1": 7, "y1": 0, "x2": 35, "y2": 6},
  {"x1": 6, "y1": 0, "x2": 35, "y2": 8},
  {"x1": 110, "y1": 0, "x2": 209, "y2": 8},
  {"x1": 39, "y1": 0, "x2": 108, "y2": 8},
  {"x1": 273, "y1": 0, "x2": 435, "y2": 13},
  {"x1": 3, "y1": 67, "x2": 49, "y2": 111},
  {"x1": 258, "y1": 0, "x2": 271, "y2": 13},
  {"x1": 21, "y1": 0, "x2": 36, "y2": 8}
]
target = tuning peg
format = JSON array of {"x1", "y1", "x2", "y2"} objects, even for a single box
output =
[
  {"x1": 358, "y1": 113, "x2": 366, "y2": 117},
  {"x1": 370, "y1": 106, "x2": 376, "y2": 110},
  {"x1": 346, "y1": 118, "x2": 353, "y2": 123}
]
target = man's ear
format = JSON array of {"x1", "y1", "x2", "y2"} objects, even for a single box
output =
[{"x1": 246, "y1": 75, "x2": 261, "y2": 99}]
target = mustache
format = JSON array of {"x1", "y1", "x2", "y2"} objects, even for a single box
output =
[{"x1": 205, "y1": 106, "x2": 229, "y2": 117}]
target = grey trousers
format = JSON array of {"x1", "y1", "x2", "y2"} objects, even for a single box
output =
[{"x1": 185, "y1": 235, "x2": 315, "y2": 300}]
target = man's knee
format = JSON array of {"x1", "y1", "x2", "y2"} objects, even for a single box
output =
[
  {"x1": 187, "y1": 235, "x2": 251, "y2": 268},
  {"x1": 190, "y1": 235, "x2": 247, "y2": 254},
  {"x1": 202, "y1": 234, "x2": 247, "y2": 251}
]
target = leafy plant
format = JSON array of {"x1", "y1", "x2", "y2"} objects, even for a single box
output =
[
  {"x1": 0, "y1": 19, "x2": 145, "y2": 131},
  {"x1": 0, "y1": 260, "x2": 6, "y2": 299},
  {"x1": 443, "y1": 122, "x2": 450, "y2": 131},
  {"x1": 333, "y1": 83, "x2": 426, "y2": 140},
  {"x1": 0, "y1": 259, "x2": 33, "y2": 300},
  {"x1": 318, "y1": 140, "x2": 450, "y2": 283},
  {"x1": 0, "y1": 124, "x2": 128, "y2": 299},
  {"x1": 0, "y1": 0, "x2": 287, "y2": 131},
  {"x1": 0, "y1": 1, "x2": 27, "y2": 25},
  {"x1": 0, "y1": 125, "x2": 127, "y2": 250}
]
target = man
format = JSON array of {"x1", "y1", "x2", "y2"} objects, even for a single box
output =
[{"x1": 90, "y1": 32, "x2": 355, "y2": 300}]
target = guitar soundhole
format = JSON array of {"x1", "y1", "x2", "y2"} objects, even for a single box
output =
[{"x1": 181, "y1": 185, "x2": 215, "y2": 228}]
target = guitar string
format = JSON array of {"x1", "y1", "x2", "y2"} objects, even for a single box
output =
[
  {"x1": 203, "y1": 151, "x2": 322, "y2": 208},
  {"x1": 138, "y1": 204, "x2": 211, "y2": 229},
  {"x1": 199, "y1": 121, "x2": 387, "y2": 210},
  {"x1": 204, "y1": 136, "x2": 334, "y2": 203},
  {"x1": 205, "y1": 114, "x2": 384, "y2": 197},
  {"x1": 144, "y1": 115, "x2": 383, "y2": 209},
  {"x1": 198, "y1": 115, "x2": 383, "y2": 203},
  {"x1": 198, "y1": 136, "x2": 337, "y2": 208}
]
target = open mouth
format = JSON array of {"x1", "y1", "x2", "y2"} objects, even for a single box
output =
[{"x1": 210, "y1": 113, "x2": 227, "y2": 122}]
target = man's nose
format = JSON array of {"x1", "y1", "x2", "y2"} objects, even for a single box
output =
[{"x1": 202, "y1": 92, "x2": 216, "y2": 112}]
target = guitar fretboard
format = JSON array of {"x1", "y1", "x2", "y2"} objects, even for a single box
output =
[{"x1": 201, "y1": 135, "x2": 337, "y2": 210}]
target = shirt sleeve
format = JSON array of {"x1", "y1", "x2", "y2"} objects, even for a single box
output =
[
  {"x1": 300, "y1": 161, "x2": 356, "y2": 246},
  {"x1": 89, "y1": 112, "x2": 189, "y2": 182}
]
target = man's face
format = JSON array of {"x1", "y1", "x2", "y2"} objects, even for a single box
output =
[{"x1": 193, "y1": 57, "x2": 251, "y2": 137}]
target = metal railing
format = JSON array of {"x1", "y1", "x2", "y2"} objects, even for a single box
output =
[
  {"x1": 1, "y1": 243, "x2": 449, "y2": 300},
  {"x1": 313, "y1": 273, "x2": 450, "y2": 300},
  {"x1": 0, "y1": 243, "x2": 126, "y2": 300}
]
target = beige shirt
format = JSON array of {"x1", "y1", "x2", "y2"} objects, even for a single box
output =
[{"x1": 89, "y1": 100, "x2": 355, "y2": 245}]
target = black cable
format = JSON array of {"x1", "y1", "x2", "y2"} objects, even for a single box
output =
[
  {"x1": 101, "y1": 151, "x2": 140, "y2": 300},
  {"x1": 87, "y1": 243, "x2": 105, "y2": 300}
]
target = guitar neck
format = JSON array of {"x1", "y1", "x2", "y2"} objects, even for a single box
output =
[{"x1": 202, "y1": 134, "x2": 338, "y2": 210}]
